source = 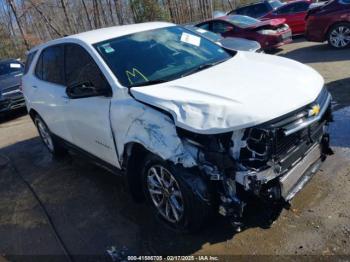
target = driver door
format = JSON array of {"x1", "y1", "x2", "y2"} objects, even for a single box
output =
[{"x1": 63, "y1": 43, "x2": 119, "y2": 167}]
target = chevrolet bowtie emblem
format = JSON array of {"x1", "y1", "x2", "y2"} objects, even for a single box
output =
[{"x1": 309, "y1": 104, "x2": 321, "y2": 117}]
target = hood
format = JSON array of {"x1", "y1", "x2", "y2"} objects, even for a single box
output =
[
  {"x1": 131, "y1": 52, "x2": 324, "y2": 134},
  {"x1": 0, "y1": 72, "x2": 22, "y2": 92},
  {"x1": 247, "y1": 18, "x2": 286, "y2": 29},
  {"x1": 219, "y1": 37, "x2": 261, "y2": 52}
]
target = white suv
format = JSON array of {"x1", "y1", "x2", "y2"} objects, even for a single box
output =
[{"x1": 23, "y1": 22, "x2": 332, "y2": 231}]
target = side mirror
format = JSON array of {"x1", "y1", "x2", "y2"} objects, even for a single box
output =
[{"x1": 66, "y1": 81, "x2": 111, "y2": 99}]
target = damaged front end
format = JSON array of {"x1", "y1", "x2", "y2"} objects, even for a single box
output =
[{"x1": 177, "y1": 88, "x2": 333, "y2": 231}]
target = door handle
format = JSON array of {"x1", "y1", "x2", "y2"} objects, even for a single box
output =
[
  {"x1": 62, "y1": 95, "x2": 69, "y2": 99},
  {"x1": 32, "y1": 85, "x2": 37, "y2": 89}
]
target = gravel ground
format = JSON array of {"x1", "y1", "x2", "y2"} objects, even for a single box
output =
[{"x1": 0, "y1": 39, "x2": 349, "y2": 260}]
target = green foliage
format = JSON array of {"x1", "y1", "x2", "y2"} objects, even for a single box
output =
[{"x1": 0, "y1": 25, "x2": 25, "y2": 59}]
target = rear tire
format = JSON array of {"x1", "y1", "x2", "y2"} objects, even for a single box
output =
[
  {"x1": 327, "y1": 23, "x2": 350, "y2": 49},
  {"x1": 34, "y1": 115, "x2": 66, "y2": 157},
  {"x1": 141, "y1": 153, "x2": 212, "y2": 233}
]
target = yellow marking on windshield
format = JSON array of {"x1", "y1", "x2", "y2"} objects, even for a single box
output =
[{"x1": 126, "y1": 68, "x2": 149, "y2": 84}]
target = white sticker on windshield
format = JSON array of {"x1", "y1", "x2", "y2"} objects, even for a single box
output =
[
  {"x1": 196, "y1": 28, "x2": 208, "y2": 34},
  {"x1": 181, "y1": 33, "x2": 201, "y2": 47},
  {"x1": 102, "y1": 44, "x2": 115, "y2": 54},
  {"x1": 10, "y1": 63, "x2": 21, "y2": 68}
]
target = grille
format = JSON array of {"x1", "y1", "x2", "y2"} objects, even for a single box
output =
[{"x1": 2, "y1": 85, "x2": 20, "y2": 95}]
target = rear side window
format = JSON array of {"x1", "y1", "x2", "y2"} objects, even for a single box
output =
[
  {"x1": 24, "y1": 51, "x2": 37, "y2": 74},
  {"x1": 65, "y1": 44, "x2": 109, "y2": 91},
  {"x1": 40, "y1": 45, "x2": 65, "y2": 85}
]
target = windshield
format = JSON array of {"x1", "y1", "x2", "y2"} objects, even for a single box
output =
[
  {"x1": 268, "y1": 0, "x2": 284, "y2": 9},
  {"x1": 185, "y1": 26, "x2": 222, "y2": 43},
  {"x1": 94, "y1": 26, "x2": 233, "y2": 87},
  {"x1": 226, "y1": 15, "x2": 260, "y2": 28},
  {"x1": 0, "y1": 61, "x2": 23, "y2": 76}
]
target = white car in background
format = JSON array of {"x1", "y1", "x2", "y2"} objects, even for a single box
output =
[{"x1": 22, "y1": 22, "x2": 332, "y2": 232}]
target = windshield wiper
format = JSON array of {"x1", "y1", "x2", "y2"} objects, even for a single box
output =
[
  {"x1": 181, "y1": 59, "x2": 229, "y2": 78},
  {"x1": 129, "y1": 79, "x2": 169, "y2": 87}
]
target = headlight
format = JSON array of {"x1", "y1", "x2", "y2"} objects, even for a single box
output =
[{"x1": 257, "y1": 29, "x2": 276, "y2": 35}]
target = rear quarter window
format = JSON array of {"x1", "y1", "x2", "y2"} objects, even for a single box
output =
[{"x1": 24, "y1": 51, "x2": 37, "y2": 74}]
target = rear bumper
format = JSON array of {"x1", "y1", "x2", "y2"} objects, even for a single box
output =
[{"x1": 0, "y1": 95, "x2": 26, "y2": 113}]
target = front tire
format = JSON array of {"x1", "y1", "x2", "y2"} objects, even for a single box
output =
[
  {"x1": 34, "y1": 115, "x2": 66, "y2": 157},
  {"x1": 328, "y1": 23, "x2": 350, "y2": 49},
  {"x1": 141, "y1": 154, "x2": 212, "y2": 232}
]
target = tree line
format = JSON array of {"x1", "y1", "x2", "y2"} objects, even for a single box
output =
[{"x1": 0, "y1": 0, "x2": 253, "y2": 59}]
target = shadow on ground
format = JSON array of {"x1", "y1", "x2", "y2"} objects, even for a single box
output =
[
  {"x1": 0, "y1": 108, "x2": 27, "y2": 124},
  {"x1": 280, "y1": 42, "x2": 350, "y2": 64},
  {"x1": 0, "y1": 137, "x2": 284, "y2": 256}
]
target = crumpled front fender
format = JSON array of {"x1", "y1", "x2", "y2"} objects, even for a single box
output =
[{"x1": 110, "y1": 98, "x2": 197, "y2": 168}]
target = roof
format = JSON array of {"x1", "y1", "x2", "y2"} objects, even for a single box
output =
[{"x1": 29, "y1": 22, "x2": 175, "y2": 52}]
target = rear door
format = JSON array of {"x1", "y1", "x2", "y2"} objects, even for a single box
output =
[
  {"x1": 29, "y1": 45, "x2": 72, "y2": 142},
  {"x1": 62, "y1": 43, "x2": 119, "y2": 167}
]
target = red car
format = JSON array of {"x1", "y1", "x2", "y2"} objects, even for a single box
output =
[
  {"x1": 196, "y1": 15, "x2": 292, "y2": 50},
  {"x1": 261, "y1": 0, "x2": 312, "y2": 35},
  {"x1": 305, "y1": 0, "x2": 350, "y2": 48}
]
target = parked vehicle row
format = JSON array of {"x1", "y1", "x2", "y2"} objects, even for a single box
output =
[
  {"x1": 226, "y1": 0, "x2": 350, "y2": 48},
  {"x1": 22, "y1": 22, "x2": 333, "y2": 232},
  {"x1": 228, "y1": 0, "x2": 311, "y2": 35}
]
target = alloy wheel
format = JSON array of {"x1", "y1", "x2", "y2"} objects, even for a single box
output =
[
  {"x1": 329, "y1": 25, "x2": 350, "y2": 48},
  {"x1": 146, "y1": 165, "x2": 184, "y2": 224},
  {"x1": 37, "y1": 119, "x2": 54, "y2": 152}
]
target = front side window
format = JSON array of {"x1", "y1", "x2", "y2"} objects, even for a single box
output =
[
  {"x1": 42, "y1": 45, "x2": 65, "y2": 85},
  {"x1": 95, "y1": 26, "x2": 233, "y2": 87},
  {"x1": 65, "y1": 44, "x2": 109, "y2": 91},
  {"x1": 0, "y1": 61, "x2": 23, "y2": 76},
  {"x1": 212, "y1": 21, "x2": 233, "y2": 34},
  {"x1": 339, "y1": 0, "x2": 350, "y2": 4}
]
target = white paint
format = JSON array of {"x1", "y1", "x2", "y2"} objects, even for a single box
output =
[
  {"x1": 110, "y1": 94, "x2": 197, "y2": 168},
  {"x1": 131, "y1": 51, "x2": 324, "y2": 134}
]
